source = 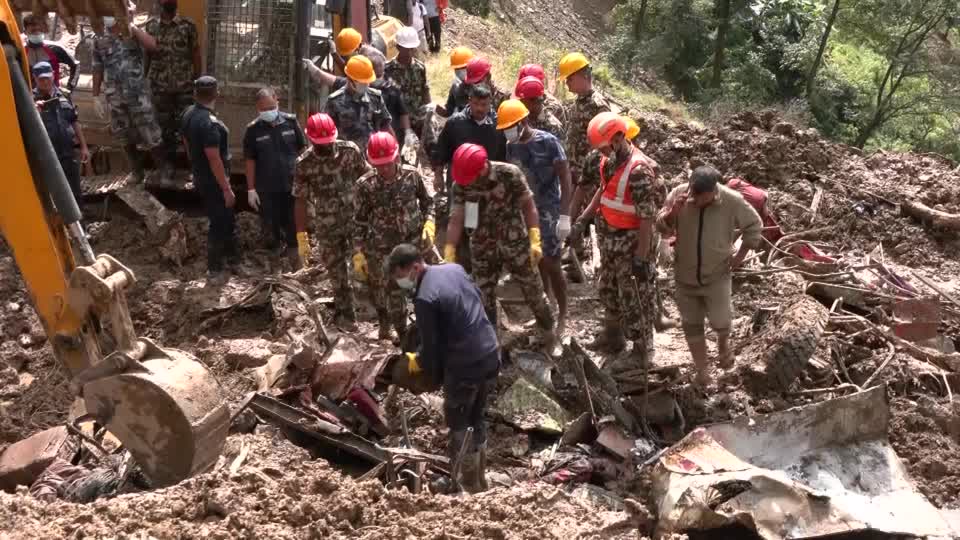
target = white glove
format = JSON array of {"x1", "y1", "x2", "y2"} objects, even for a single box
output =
[
  {"x1": 557, "y1": 215, "x2": 572, "y2": 243},
  {"x1": 93, "y1": 96, "x2": 107, "y2": 119},
  {"x1": 302, "y1": 58, "x2": 321, "y2": 80},
  {"x1": 401, "y1": 130, "x2": 419, "y2": 164},
  {"x1": 247, "y1": 190, "x2": 260, "y2": 211}
]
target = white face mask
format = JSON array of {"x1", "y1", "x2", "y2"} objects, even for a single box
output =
[
  {"x1": 258, "y1": 108, "x2": 279, "y2": 123},
  {"x1": 27, "y1": 33, "x2": 44, "y2": 45},
  {"x1": 455, "y1": 68, "x2": 467, "y2": 81},
  {"x1": 395, "y1": 267, "x2": 417, "y2": 290},
  {"x1": 504, "y1": 125, "x2": 522, "y2": 143},
  {"x1": 103, "y1": 16, "x2": 116, "y2": 28}
]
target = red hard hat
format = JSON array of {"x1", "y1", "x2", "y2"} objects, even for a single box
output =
[
  {"x1": 367, "y1": 131, "x2": 399, "y2": 166},
  {"x1": 306, "y1": 113, "x2": 337, "y2": 144},
  {"x1": 518, "y1": 64, "x2": 546, "y2": 82},
  {"x1": 451, "y1": 143, "x2": 488, "y2": 186},
  {"x1": 464, "y1": 56, "x2": 493, "y2": 85},
  {"x1": 515, "y1": 76, "x2": 545, "y2": 99}
]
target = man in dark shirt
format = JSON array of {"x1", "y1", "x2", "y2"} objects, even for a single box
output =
[
  {"x1": 181, "y1": 76, "x2": 235, "y2": 280},
  {"x1": 33, "y1": 62, "x2": 89, "y2": 204},
  {"x1": 388, "y1": 243, "x2": 499, "y2": 493},
  {"x1": 243, "y1": 86, "x2": 307, "y2": 259},
  {"x1": 23, "y1": 14, "x2": 79, "y2": 91},
  {"x1": 432, "y1": 84, "x2": 505, "y2": 192}
]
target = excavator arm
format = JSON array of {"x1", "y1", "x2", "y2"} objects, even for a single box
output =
[{"x1": 0, "y1": 2, "x2": 228, "y2": 487}]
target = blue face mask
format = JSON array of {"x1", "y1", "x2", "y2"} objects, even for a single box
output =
[{"x1": 258, "y1": 108, "x2": 279, "y2": 123}]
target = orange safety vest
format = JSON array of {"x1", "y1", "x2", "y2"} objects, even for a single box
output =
[{"x1": 599, "y1": 149, "x2": 656, "y2": 230}]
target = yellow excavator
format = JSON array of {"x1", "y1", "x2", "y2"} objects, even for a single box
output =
[{"x1": 0, "y1": 1, "x2": 229, "y2": 487}]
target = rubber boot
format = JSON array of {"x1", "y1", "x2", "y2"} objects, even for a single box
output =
[
  {"x1": 477, "y1": 443, "x2": 489, "y2": 492},
  {"x1": 459, "y1": 451, "x2": 483, "y2": 494},
  {"x1": 124, "y1": 144, "x2": 145, "y2": 182},
  {"x1": 587, "y1": 317, "x2": 627, "y2": 353}
]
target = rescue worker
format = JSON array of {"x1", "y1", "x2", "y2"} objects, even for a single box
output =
[
  {"x1": 385, "y1": 26, "x2": 433, "y2": 155},
  {"x1": 144, "y1": 0, "x2": 200, "y2": 178},
  {"x1": 387, "y1": 243, "x2": 499, "y2": 493},
  {"x1": 498, "y1": 100, "x2": 572, "y2": 333},
  {"x1": 332, "y1": 27, "x2": 387, "y2": 73},
  {"x1": 559, "y1": 53, "x2": 611, "y2": 260},
  {"x1": 242, "y1": 86, "x2": 307, "y2": 260},
  {"x1": 515, "y1": 76, "x2": 564, "y2": 141},
  {"x1": 423, "y1": 0, "x2": 442, "y2": 53},
  {"x1": 656, "y1": 166, "x2": 762, "y2": 387},
  {"x1": 181, "y1": 76, "x2": 235, "y2": 280},
  {"x1": 624, "y1": 115, "x2": 677, "y2": 331},
  {"x1": 354, "y1": 132, "x2": 435, "y2": 342},
  {"x1": 463, "y1": 56, "x2": 509, "y2": 111},
  {"x1": 323, "y1": 55, "x2": 394, "y2": 154},
  {"x1": 437, "y1": 46, "x2": 473, "y2": 118},
  {"x1": 444, "y1": 143, "x2": 556, "y2": 348},
  {"x1": 22, "y1": 14, "x2": 79, "y2": 91},
  {"x1": 292, "y1": 113, "x2": 373, "y2": 329},
  {"x1": 571, "y1": 113, "x2": 665, "y2": 367},
  {"x1": 92, "y1": 11, "x2": 168, "y2": 181},
  {"x1": 517, "y1": 63, "x2": 565, "y2": 125},
  {"x1": 32, "y1": 61, "x2": 89, "y2": 204}
]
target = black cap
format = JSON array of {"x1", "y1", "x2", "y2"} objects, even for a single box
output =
[
  {"x1": 194, "y1": 75, "x2": 218, "y2": 89},
  {"x1": 690, "y1": 165, "x2": 722, "y2": 194},
  {"x1": 387, "y1": 243, "x2": 422, "y2": 273}
]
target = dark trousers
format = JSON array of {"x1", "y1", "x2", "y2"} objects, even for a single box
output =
[
  {"x1": 199, "y1": 182, "x2": 237, "y2": 272},
  {"x1": 427, "y1": 17, "x2": 442, "y2": 52},
  {"x1": 444, "y1": 371, "x2": 497, "y2": 457},
  {"x1": 259, "y1": 191, "x2": 296, "y2": 248},
  {"x1": 58, "y1": 154, "x2": 81, "y2": 204}
]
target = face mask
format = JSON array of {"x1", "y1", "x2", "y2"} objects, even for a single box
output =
[
  {"x1": 504, "y1": 125, "x2": 521, "y2": 143},
  {"x1": 258, "y1": 108, "x2": 279, "y2": 123},
  {"x1": 395, "y1": 269, "x2": 417, "y2": 290},
  {"x1": 161, "y1": 1, "x2": 177, "y2": 14},
  {"x1": 103, "y1": 16, "x2": 116, "y2": 28},
  {"x1": 455, "y1": 68, "x2": 467, "y2": 81},
  {"x1": 27, "y1": 33, "x2": 44, "y2": 45},
  {"x1": 352, "y1": 82, "x2": 369, "y2": 95}
]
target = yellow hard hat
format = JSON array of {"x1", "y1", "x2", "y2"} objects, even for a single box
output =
[
  {"x1": 496, "y1": 99, "x2": 530, "y2": 130},
  {"x1": 624, "y1": 116, "x2": 641, "y2": 140},
  {"x1": 558, "y1": 52, "x2": 590, "y2": 81},
  {"x1": 345, "y1": 55, "x2": 376, "y2": 84},
  {"x1": 450, "y1": 46, "x2": 474, "y2": 69},
  {"x1": 335, "y1": 27, "x2": 363, "y2": 56}
]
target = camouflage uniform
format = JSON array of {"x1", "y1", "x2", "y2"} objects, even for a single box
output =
[
  {"x1": 92, "y1": 33, "x2": 162, "y2": 148},
  {"x1": 566, "y1": 89, "x2": 611, "y2": 179},
  {"x1": 144, "y1": 16, "x2": 198, "y2": 160},
  {"x1": 490, "y1": 84, "x2": 510, "y2": 112},
  {"x1": 384, "y1": 58, "x2": 435, "y2": 149},
  {"x1": 596, "y1": 149, "x2": 665, "y2": 358},
  {"x1": 354, "y1": 164, "x2": 434, "y2": 334},
  {"x1": 323, "y1": 87, "x2": 392, "y2": 154},
  {"x1": 292, "y1": 141, "x2": 373, "y2": 321},
  {"x1": 543, "y1": 92, "x2": 567, "y2": 126},
  {"x1": 530, "y1": 109, "x2": 565, "y2": 142},
  {"x1": 452, "y1": 161, "x2": 554, "y2": 331}
]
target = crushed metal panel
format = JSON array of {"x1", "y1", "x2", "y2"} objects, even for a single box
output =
[
  {"x1": 494, "y1": 375, "x2": 570, "y2": 434},
  {"x1": 653, "y1": 387, "x2": 957, "y2": 539},
  {"x1": 310, "y1": 336, "x2": 390, "y2": 401}
]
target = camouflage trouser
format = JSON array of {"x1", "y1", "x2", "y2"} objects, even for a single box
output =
[
  {"x1": 434, "y1": 190, "x2": 472, "y2": 272},
  {"x1": 315, "y1": 228, "x2": 355, "y2": 320},
  {"x1": 366, "y1": 243, "x2": 410, "y2": 331},
  {"x1": 153, "y1": 90, "x2": 193, "y2": 160},
  {"x1": 107, "y1": 93, "x2": 162, "y2": 148},
  {"x1": 470, "y1": 231, "x2": 554, "y2": 331},
  {"x1": 597, "y1": 218, "x2": 654, "y2": 352}
]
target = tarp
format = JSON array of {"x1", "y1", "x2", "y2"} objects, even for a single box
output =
[{"x1": 653, "y1": 387, "x2": 957, "y2": 539}]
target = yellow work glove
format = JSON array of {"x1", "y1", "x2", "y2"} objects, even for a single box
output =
[
  {"x1": 529, "y1": 227, "x2": 543, "y2": 267},
  {"x1": 406, "y1": 352, "x2": 422, "y2": 374},
  {"x1": 421, "y1": 219, "x2": 436, "y2": 247},
  {"x1": 443, "y1": 243, "x2": 457, "y2": 263},
  {"x1": 296, "y1": 232, "x2": 310, "y2": 266},
  {"x1": 352, "y1": 252, "x2": 368, "y2": 282}
]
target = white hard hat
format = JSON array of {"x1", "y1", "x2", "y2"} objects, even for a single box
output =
[{"x1": 396, "y1": 26, "x2": 420, "y2": 49}]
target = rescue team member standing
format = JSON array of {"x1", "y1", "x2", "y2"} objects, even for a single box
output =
[
  {"x1": 388, "y1": 243, "x2": 499, "y2": 493},
  {"x1": 385, "y1": 27, "x2": 433, "y2": 154},
  {"x1": 330, "y1": 27, "x2": 387, "y2": 76},
  {"x1": 144, "y1": 0, "x2": 200, "y2": 178},
  {"x1": 323, "y1": 55, "x2": 394, "y2": 154},
  {"x1": 498, "y1": 100, "x2": 572, "y2": 333},
  {"x1": 22, "y1": 14, "x2": 79, "y2": 90},
  {"x1": 462, "y1": 57, "x2": 509, "y2": 112},
  {"x1": 516, "y1": 64, "x2": 566, "y2": 126},
  {"x1": 443, "y1": 144, "x2": 556, "y2": 349},
  {"x1": 515, "y1": 75, "x2": 565, "y2": 142},
  {"x1": 92, "y1": 12, "x2": 169, "y2": 181},
  {"x1": 573, "y1": 113, "x2": 665, "y2": 367},
  {"x1": 656, "y1": 166, "x2": 762, "y2": 387},
  {"x1": 437, "y1": 46, "x2": 473, "y2": 118},
  {"x1": 32, "y1": 61, "x2": 89, "y2": 204},
  {"x1": 293, "y1": 113, "x2": 373, "y2": 329},
  {"x1": 243, "y1": 87, "x2": 307, "y2": 260},
  {"x1": 182, "y1": 76, "x2": 235, "y2": 279},
  {"x1": 354, "y1": 132, "x2": 435, "y2": 342}
]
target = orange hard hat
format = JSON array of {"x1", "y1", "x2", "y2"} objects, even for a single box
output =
[
  {"x1": 449, "y1": 46, "x2": 474, "y2": 69},
  {"x1": 587, "y1": 112, "x2": 627, "y2": 149},
  {"x1": 624, "y1": 116, "x2": 641, "y2": 140},
  {"x1": 335, "y1": 27, "x2": 362, "y2": 56},
  {"x1": 496, "y1": 99, "x2": 529, "y2": 130},
  {"x1": 345, "y1": 55, "x2": 376, "y2": 84}
]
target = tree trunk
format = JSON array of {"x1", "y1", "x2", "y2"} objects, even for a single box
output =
[
  {"x1": 711, "y1": 0, "x2": 731, "y2": 89},
  {"x1": 853, "y1": 113, "x2": 882, "y2": 148},
  {"x1": 806, "y1": 0, "x2": 841, "y2": 96},
  {"x1": 633, "y1": 0, "x2": 649, "y2": 41}
]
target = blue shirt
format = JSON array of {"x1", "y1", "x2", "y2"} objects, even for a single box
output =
[{"x1": 506, "y1": 129, "x2": 566, "y2": 213}]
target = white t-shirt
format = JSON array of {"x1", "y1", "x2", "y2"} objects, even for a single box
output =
[{"x1": 408, "y1": 1, "x2": 426, "y2": 32}]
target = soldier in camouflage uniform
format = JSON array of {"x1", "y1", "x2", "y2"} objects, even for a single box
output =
[
  {"x1": 92, "y1": 14, "x2": 167, "y2": 180},
  {"x1": 293, "y1": 113, "x2": 373, "y2": 327},
  {"x1": 384, "y1": 28, "x2": 435, "y2": 156},
  {"x1": 515, "y1": 75, "x2": 565, "y2": 142},
  {"x1": 144, "y1": 0, "x2": 199, "y2": 175},
  {"x1": 324, "y1": 55, "x2": 394, "y2": 154},
  {"x1": 444, "y1": 144, "x2": 556, "y2": 344},
  {"x1": 355, "y1": 131, "x2": 435, "y2": 341}
]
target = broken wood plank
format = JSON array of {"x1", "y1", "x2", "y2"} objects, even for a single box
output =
[
  {"x1": 809, "y1": 187, "x2": 824, "y2": 224},
  {"x1": 902, "y1": 200, "x2": 960, "y2": 230}
]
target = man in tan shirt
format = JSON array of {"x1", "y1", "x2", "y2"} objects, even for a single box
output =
[{"x1": 656, "y1": 166, "x2": 762, "y2": 386}]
